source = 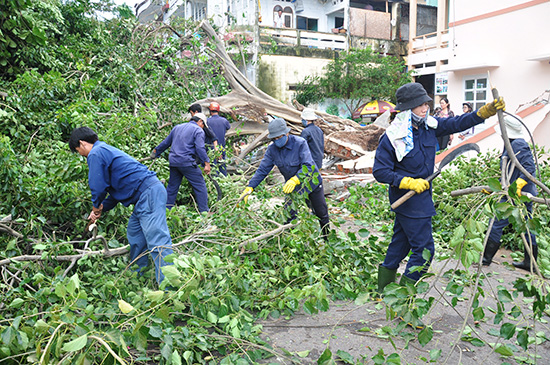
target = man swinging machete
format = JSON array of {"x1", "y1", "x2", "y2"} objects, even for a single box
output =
[{"x1": 373, "y1": 82, "x2": 505, "y2": 292}]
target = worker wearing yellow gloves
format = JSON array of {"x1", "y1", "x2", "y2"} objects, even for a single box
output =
[
  {"x1": 482, "y1": 115, "x2": 538, "y2": 271},
  {"x1": 239, "y1": 118, "x2": 330, "y2": 240},
  {"x1": 373, "y1": 82, "x2": 505, "y2": 293}
]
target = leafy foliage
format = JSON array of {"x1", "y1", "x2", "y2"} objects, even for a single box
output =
[{"x1": 1, "y1": 1, "x2": 550, "y2": 363}]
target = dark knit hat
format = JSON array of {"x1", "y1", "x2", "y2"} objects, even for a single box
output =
[
  {"x1": 394, "y1": 83, "x2": 432, "y2": 111},
  {"x1": 268, "y1": 118, "x2": 291, "y2": 139}
]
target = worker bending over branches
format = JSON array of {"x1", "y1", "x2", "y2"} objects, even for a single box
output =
[
  {"x1": 239, "y1": 118, "x2": 330, "y2": 240},
  {"x1": 482, "y1": 114, "x2": 538, "y2": 271}
]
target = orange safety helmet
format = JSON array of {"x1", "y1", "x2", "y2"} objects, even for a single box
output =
[{"x1": 209, "y1": 102, "x2": 220, "y2": 111}]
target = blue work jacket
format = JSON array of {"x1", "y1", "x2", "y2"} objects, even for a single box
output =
[
  {"x1": 87, "y1": 141, "x2": 156, "y2": 212},
  {"x1": 154, "y1": 121, "x2": 210, "y2": 166},
  {"x1": 301, "y1": 123, "x2": 324, "y2": 170},
  {"x1": 207, "y1": 115, "x2": 231, "y2": 147},
  {"x1": 373, "y1": 112, "x2": 484, "y2": 218},
  {"x1": 248, "y1": 135, "x2": 322, "y2": 193},
  {"x1": 502, "y1": 139, "x2": 537, "y2": 196}
]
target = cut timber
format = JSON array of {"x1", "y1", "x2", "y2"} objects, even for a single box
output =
[
  {"x1": 335, "y1": 152, "x2": 376, "y2": 173},
  {"x1": 194, "y1": 20, "x2": 385, "y2": 160}
]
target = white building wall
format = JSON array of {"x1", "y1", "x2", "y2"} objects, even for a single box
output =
[
  {"x1": 442, "y1": 0, "x2": 550, "y2": 152},
  {"x1": 259, "y1": 54, "x2": 332, "y2": 103},
  {"x1": 228, "y1": 0, "x2": 256, "y2": 26},
  {"x1": 208, "y1": 0, "x2": 227, "y2": 27},
  {"x1": 261, "y1": 0, "x2": 346, "y2": 32}
]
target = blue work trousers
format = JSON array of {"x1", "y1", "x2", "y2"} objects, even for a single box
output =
[
  {"x1": 127, "y1": 178, "x2": 174, "y2": 284},
  {"x1": 166, "y1": 165, "x2": 209, "y2": 212},
  {"x1": 489, "y1": 201, "x2": 536, "y2": 248},
  {"x1": 382, "y1": 214, "x2": 434, "y2": 281},
  {"x1": 215, "y1": 155, "x2": 228, "y2": 177}
]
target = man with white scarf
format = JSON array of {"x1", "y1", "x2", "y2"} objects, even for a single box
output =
[{"x1": 373, "y1": 82, "x2": 505, "y2": 292}]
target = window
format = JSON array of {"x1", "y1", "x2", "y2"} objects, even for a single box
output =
[
  {"x1": 296, "y1": 16, "x2": 318, "y2": 31},
  {"x1": 464, "y1": 76, "x2": 488, "y2": 110}
]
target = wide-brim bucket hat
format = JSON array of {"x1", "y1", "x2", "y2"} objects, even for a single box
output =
[
  {"x1": 301, "y1": 108, "x2": 318, "y2": 121},
  {"x1": 395, "y1": 83, "x2": 432, "y2": 111},
  {"x1": 268, "y1": 118, "x2": 291, "y2": 139},
  {"x1": 495, "y1": 114, "x2": 525, "y2": 139}
]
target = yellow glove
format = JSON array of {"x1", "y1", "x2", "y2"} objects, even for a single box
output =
[
  {"x1": 399, "y1": 177, "x2": 430, "y2": 194},
  {"x1": 516, "y1": 178, "x2": 527, "y2": 197},
  {"x1": 239, "y1": 187, "x2": 253, "y2": 204},
  {"x1": 283, "y1": 176, "x2": 300, "y2": 194},
  {"x1": 476, "y1": 97, "x2": 505, "y2": 119}
]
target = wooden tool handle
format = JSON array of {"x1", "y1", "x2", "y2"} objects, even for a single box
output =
[{"x1": 391, "y1": 190, "x2": 415, "y2": 209}]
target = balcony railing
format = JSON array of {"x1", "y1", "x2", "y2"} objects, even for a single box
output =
[
  {"x1": 259, "y1": 26, "x2": 348, "y2": 51},
  {"x1": 411, "y1": 29, "x2": 449, "y2": 53}
]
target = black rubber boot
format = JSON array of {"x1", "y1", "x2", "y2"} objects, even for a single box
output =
[
  {"x1": 513, "y1": 245, "x2": 538, "y2": 272},
  {"x1": 377, "y1": 265, "x2": 397, "y2": 294},
  {"x1": 482, "y1": 239, "x2": 501, "y2": 266},
  {"x1": 321, "y1": 224, "x2": 330, "y2": 242}
]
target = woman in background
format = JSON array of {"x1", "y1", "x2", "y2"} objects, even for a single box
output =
[
  {"x1": 458, "y1": 102, "x2": 475, "y2": 140},
  {"x1": 435, "y1": 97, "x2": 454, "y2": 150}
]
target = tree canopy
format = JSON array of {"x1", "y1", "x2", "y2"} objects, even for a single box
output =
[{"x1": 295, "y1": 47, "x2": 412, "y2": 116}]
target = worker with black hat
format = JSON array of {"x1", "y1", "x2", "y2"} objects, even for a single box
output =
[
  {"x1": 239, "y1": 118, "x2": 330, "y2": 239},
  {"x1": 373, "y1": 82, "x2": 505, "y2": 292}
]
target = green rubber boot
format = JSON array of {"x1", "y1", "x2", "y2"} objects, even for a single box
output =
[
  {"x1": 399, "y1": 274, "x2": 417, "y2": 287},
  {"x1": 377, "y1": 265, "x2": 397, "y2": 293}
]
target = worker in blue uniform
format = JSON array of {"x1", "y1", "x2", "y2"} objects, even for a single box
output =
[
  {"x1": 69, "y1": 127, "x2": 174, "y2": 285},
  {"x1": 151, "y1": 113, "x2": 211, "y2": 213},
  {"x1": 373, "y1": 82, "x2": 505, "y2": 292},
  {"x1": 482, "y1": 114, "x2": 538, "y2": 271},
  {"x1": 300, "y1": 108, "x2": 325, "y2": 170},
  {"x1": 207, "y1": 101, "x2": 231, "y2": 176},
  {"x1": 239, "y1": 118, "x2": 330, "y2": 239}
]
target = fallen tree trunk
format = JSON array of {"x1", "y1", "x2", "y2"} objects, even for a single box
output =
[{"x1": 194, "y1": 21, "x2": 385, "y2": 161}]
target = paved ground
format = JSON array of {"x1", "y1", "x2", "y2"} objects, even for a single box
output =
[{"x1": 258, "y1": 248, "x2": 550, "y2": 364}]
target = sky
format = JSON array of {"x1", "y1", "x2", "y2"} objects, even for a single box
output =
[{"x1": 96, "y1": 0, "x2": 139, "y2": 19}]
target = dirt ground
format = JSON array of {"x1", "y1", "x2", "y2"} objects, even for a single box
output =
[{"x1": 257, "y1": 247, "x2": 550, "y2": 364}]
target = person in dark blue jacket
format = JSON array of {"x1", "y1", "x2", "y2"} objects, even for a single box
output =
[
  {"x1": 300, "y1": 108, "x2": 325, "y2": 170},
  {"x1": 207, "y1": 101, "x2": 231, "y2": 176},
  {"x1": 373, "y1": 82, "x2": 505, "y2": 292},
  {"x1": 239, "y1": 118, "x2": 330, "y2": 239},
  {"x1": 482, "y1": 114, "x2": 538, "y2": 271},
  {"x1": 69, "y1": 127, "x2": 174, "y2": 285},
  {"x1": 151, "y1": 113, "x2": 211, "y2": 212}
]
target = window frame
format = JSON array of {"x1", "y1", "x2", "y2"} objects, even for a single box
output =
[{"x1": 463, "y1": 73, "x2": 489, "y2": 111}]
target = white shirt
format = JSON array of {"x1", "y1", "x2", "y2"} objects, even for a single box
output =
[{"x1": 274, "y1": 14, "x2": 284, "y2": 28}]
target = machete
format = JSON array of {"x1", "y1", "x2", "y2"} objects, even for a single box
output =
[{"x1": 390, "y1": 143, "x2": 480, "y2": 209}]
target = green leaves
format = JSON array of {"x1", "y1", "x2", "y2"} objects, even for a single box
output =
[
  {"x1": 418, "y1": 325, "x2": 433, "y2": 347},
  {"x1": 295, "y1": 47, "x2": 413, "y2": 112},
  {"x1": 62, "y1": 334, "x2": 88, "y2": 352}
]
